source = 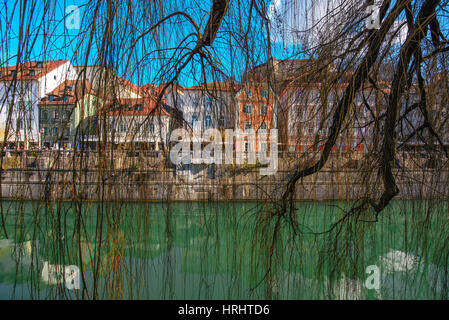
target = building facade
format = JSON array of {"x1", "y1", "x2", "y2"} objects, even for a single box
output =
[
  {"x1": 235, "y1": 82, "x2": 278, "y2": 154},
  {"x1": 38, "y1": 80, "x2": 100, "y2": 149},
  {"x1": 0, "y1": 60, "x2": 78, "y2": 148}
]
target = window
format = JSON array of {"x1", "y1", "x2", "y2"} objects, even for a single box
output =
[
  {"x1": 246, "y1": 90, "x2": 252, "y2": 97},
  {"x1": 41, "y1": 111, "x2": 48, "y2": 122},
  {"x1": 308, "y1": 125, "x2": 314, "y2": 135},
  {"x1": 43, "y1": 127, "x2": 48, "y2": 135},
  {"x1": 64, "y1": 128, "x2": 70, "y2": 136},
  {"x1": 65, "y1": 85, "x2": 73, "y2": 92},
  {"x1": 120, "y1": 122, "x2": 127, "y2": 133},
  {"x1": 320, "y1": 127, "x2": 328, "y2": 136},
  {"x1": 205, "y1": 115, "x2": 212, "y2": 128},
  {"x1": 244, "y1": 121, "x2": 252, "y2": 131},
  {"x1": 53, "y1": 110, "x2": 59, "y2": 120},
  {"x1": 62, "y1": 95, "x2": 69, "y2": 102},
  {"x1": 29, "y1": 70, "x2": 35, "y2": 76},
  {"x1": 10, "y1": 70, "x2": 16, "y2": 77},
  {"x1": 260, "y1": 143, "x2": 269, "y2": 152},
  {"x1": 261, "y1": 90, "x2": 268, "y2": 98},
  {"x1": 205, "y1": 97, "x2": 212, "y2": 107},
  {"x1": 52, "y1": 127, "x2": 58, "y2": 136},
  {"x1": 135, "y1": 104, "x2": 143, "y2": 111},
  {"x1": 16, "y1": 119, "x2": 23, "y2": 130},
  {"x1": 261, "y1": 105, "x2": 268, "y2": 115},
  {"x1": 36, "y1": 62, "x2": 43, "y2": 68},
  {"x1": 149, "y1": 123, "x2": 155, "y2": 133},
  {"x1": 64, "y1": 110, "x2": 71, "y2": 119},
  {"x1": 260, "y1": 122, "x2": 267, "y2": 130},
  {"x1": 190, "y1": 115, "x2": 198, "y2": 127},
  {"x1": 48, "y1": 95, "x2": 54, "y2": 102},
  {"x1": 243, "y1": 104, "x2": 252, "y2": 114}
]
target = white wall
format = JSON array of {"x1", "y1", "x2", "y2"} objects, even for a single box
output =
[
  {"x1": 106, "y1": 114, "x2": 170, "y2": 145},
  {"x1": 38, "y1": 61, "x2": 79, "y2": 98},
  {"x1": 0, "y1": 61, "x2": 79, "y2": 146},
  {"x1": 0, "y1": 80, "x2": 39, "y2": 143}
]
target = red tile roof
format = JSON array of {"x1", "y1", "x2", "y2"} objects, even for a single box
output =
[
  {"x1": 101, "y1": 97, "x2": 171, "y2": 117},
  {"x1": 140, "y1": 83, "x2": 186, "y2": 96},
  {"x1": 184, "y1": 81, "x2": 240, "y2": 92},
  {"x1": 38, "y1": 80, "x2": 97, "y2": 105},
  {"x1": 0, "y1": 60, "x2": 68, "y2": 81}
]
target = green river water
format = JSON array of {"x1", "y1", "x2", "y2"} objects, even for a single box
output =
[{"x1": 0, "y1": 200, "x2": 448, "y2": 299}]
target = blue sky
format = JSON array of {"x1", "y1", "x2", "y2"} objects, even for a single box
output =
[
  {"x1": 2, "y1": 0, "x2": 302, "y2": 87},
  {"x1": 2, "y1": 0, "x2": 447, "y2": 87}
]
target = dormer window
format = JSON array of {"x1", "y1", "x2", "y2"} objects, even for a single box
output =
[
  {"x1": 65, "y1": 85, "x2": 73, "y2": 92},
  {"x1": 29, "y1": 70, "x2": 35, "y2": 76},
  {"x1": 48, "y1": 95, "x2": 54, "y2": 102},
  {"x1": 62, "y1": 95, "x2": 69, "y2": 102},
  {"x1": 135, "y1": 104, "x2": 143, "y2": 111},
  {"x1": 36, "y1": 62, "x2": 43, "y2": 68}
]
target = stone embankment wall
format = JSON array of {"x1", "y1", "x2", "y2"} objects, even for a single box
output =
[
  {"x1": 1, "y1": 151, "x2": 447, "y2": 201},
  {"x1": 1, "y1": 167, "x2": 447, "y2": 201}
]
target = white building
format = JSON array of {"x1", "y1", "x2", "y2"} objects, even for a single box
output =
[
  {"x1": 161, "y1": 82, "x2": 236, "y2": 134},
  {"x1": 73, "y1": 65, "x2": 142, "y2": 100},
  {"x1": 99, "y1": 97, "x2": 174, "y2": 151},
  {"x1": 0, "y1": 60, "x2": 78, "y2": 148}
]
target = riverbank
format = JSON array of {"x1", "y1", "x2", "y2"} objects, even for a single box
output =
[{"x1": 1, "y1": 167, "x2": 447, "y2": 201}]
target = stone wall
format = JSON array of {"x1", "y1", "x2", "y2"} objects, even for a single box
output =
[{"x1": 1, "y1": 166, "x2": 447, "y2": 201}]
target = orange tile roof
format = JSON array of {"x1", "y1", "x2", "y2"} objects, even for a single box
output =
[
  {"x1": 101, "y1": 97, "x2": 171, "y2": 117},
  {"x1": 38, "y1": 80, "x2": 97, "y2": 105},
  {"x1": 0, "y1": 60, "x2": 68, "y2": 81},
  {"x1": 140, "y1": 83, "x2": 185, "y2": 96},
  {"x1": 184, "y1": 81, "x2": 240, "y2": 92}
]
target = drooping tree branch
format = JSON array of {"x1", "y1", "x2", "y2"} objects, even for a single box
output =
[
  {"x1": 280, "y1": 0, "x2": 409, "y2": 209},
  {"x1": 372, "y1": 0, "x2": 442, "y2": 214}
]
